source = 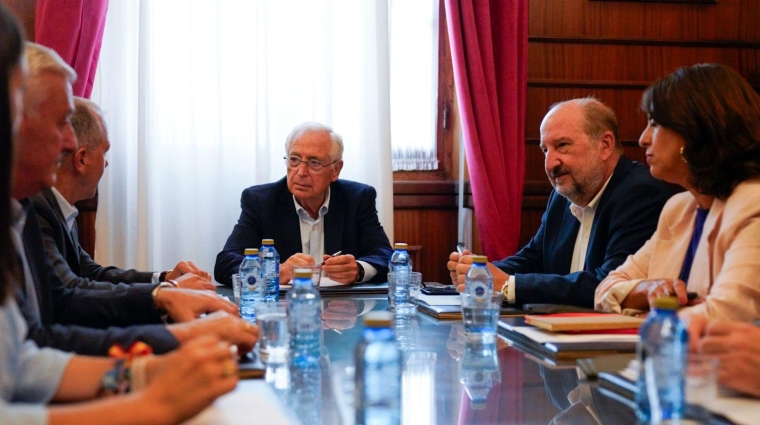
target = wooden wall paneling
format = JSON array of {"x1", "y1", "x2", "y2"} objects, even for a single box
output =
[
  {"x1": 1, "y1": 0, "x2": 36, "y2": 41},
  {"x1": 528, "y1": 43, "x2": 760, "y2": 84},
  {"x1": 529, "y1": 0, "x2": 759, "y2": 42},
  {"x1": 394, "y1": 208, "x2": 459, "y2": 285}
]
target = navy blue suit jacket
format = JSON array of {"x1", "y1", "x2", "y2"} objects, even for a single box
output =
[
  {"x1": 215, "y1": 178, "x2": 393, "y2": 286},
  {"x1": 493, "y1": 157, "x2": 674, "y2": 308},
  {"x1": 15, "y1": 199, "x2": 179, "y2": 355}
]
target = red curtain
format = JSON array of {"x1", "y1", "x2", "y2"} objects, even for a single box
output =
[
  {"x1": 35, "y1": 0, "x2": 109, "y2": 98},
  {"x1": 444, "y1": 0, "x2": 527, "y2": 260}
]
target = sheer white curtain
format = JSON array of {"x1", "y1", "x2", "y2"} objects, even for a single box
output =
[
  {"x1": 92, "y1": 0, "x2": 393, "y2": 276},
  {"x1": 390, "y1": 0, "x2": 439, "y2": 171}
]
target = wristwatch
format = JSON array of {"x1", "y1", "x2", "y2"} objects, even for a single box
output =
[
  {"x1": 158, "y1": 270, "x2": 173, "y2": 282},
  {"x1": 355, "y1": 262, "x2": 365, "y2": 283}
]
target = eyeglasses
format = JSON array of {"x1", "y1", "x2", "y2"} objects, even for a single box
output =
[{"x1": 284, "y1": 156, "x2": 339, "y2": 172}]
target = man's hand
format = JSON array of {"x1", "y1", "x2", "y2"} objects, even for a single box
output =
[
  {"x1": 154, "y1": 287, "x2": 237, "y2": 322},
  {"x1": 173, "y1": 273, "x2": 216, "y2": 291},
  {"x1": 280, "y1": 253, "x2": 317, "y2": 284},
  {"x1": 167, "y1": 311, "x2": 259, "y2": 354},
  {"x1": 693, "y1": 320, "x2": 760, "y2": 398},
  {"x1": 448, "y1": 250, "x2": 508, "y2": 291},
  {"x1": 322, "y1": 254, "x2": 358, "y2": 284},
  {"x1": 167, "y1": 260, "x2": 211, "y2": 281}
]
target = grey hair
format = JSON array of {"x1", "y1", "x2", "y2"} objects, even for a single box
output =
[
  {"x1": 549, "y1": 97, "x2": 622, "y2": 153},
  {"x1": 71, "y1": 97, "x2": 106, "y2": 151},
  {"x1": 285, "y1": 122, "x2": 344, "y2": 161},
  {"x1": 24, "y1": 42, "x2": 76, "y2": 81}
]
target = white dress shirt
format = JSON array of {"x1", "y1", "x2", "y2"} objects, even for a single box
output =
[
  {"x1": 293, "y1": 188, "x2": 376, "y2": 282},
  {"x1": 504, "y1": 174, "x2": 613, "y2": 304}
]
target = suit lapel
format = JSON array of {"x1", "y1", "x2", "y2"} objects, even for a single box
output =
[
  {"x1": 554, "y1": 208, "x2": 579, "y2": 273},
  {"x1": 324, "y1": 183, "x2": 345, "y2": 255}
]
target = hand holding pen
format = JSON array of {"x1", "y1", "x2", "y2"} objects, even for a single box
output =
[
  {"x1": 321, "y1": 250, "x2": 342, "y2": 266},
  {"x1": 322, "y1": 251, "x2": 362, "y2": 285}
]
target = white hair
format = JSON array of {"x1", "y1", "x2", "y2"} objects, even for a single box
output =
[
  {"x1": 24, "y1": 42, "x2": 76, "y2": 81},
  {"x1": 284, "y1": 122, "x2": 344, "y2": 161}
]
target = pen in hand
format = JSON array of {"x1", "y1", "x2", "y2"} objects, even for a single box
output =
[{"x1": 321, "y1": 250, "x2": 342, "y2": 265}]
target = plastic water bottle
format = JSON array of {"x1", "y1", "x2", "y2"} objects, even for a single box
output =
[
  {"x1": 388, "y1": 243, "x2": 412, "y2": 311},
  {"x1": 465, "y1": 255, "x2": 493, "y2": 299},
  {"x1": 287, "y1": 268, "x2": 322, "y2": 365},
  {"x1": 355, "y1": 311, "x2": 401, "y2": 425},
  {"x1": 636, "y1": 296, "x2": 689, "y2": 423},
  {"x1": 239, "y1": 248, "x2": 263, "y2": 323},
  {"x1": 260, "y1": 238, "x2": 280, "y2": 301},
  {"x1": 388, "y1": 242, "x2": 412, "y2": 274}
]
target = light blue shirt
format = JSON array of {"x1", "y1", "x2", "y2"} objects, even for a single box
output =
[{"x1": 0, "y1": 297, "x2": 72, "y2": 424}]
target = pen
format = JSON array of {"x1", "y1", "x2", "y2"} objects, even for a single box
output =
[
  {"x1": 456, "y1": 243, "x2": 466, "y2": 255},
  {"x1": 321, "y1": 250, "x2": 342, "y2": 265}
]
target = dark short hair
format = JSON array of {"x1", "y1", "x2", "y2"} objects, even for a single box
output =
[
  {"x1": 0, "y1": 4, "x2": 25, "y2": 301},
  {"x1": 641, "y1": 64, "x2": 760, "y2": 199}
]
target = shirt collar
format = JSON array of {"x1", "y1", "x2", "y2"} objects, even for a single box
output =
[
  {"x1": 50, "y1": 187, "x2": 79, "y2": 228},
  {"x1": 293, "y1": 187, "x2": 331, "y2": 220},
  {"x1": 569, "y1": 173, "x2": 613, "y2": 220}
]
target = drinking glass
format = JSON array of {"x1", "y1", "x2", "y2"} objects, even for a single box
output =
[
  {"x1": 388, "y1": 272, "x2": 422, "y2": 315},
  {"x1": 254, "y1": 301, "x2": 289, "y2": 364},
  {"x1": 460, "y1": 291, "x2": 502, "y2": 340},
  {"x1": 291, "y1": 264, "x2": 322, "y2": 288},
  {"x1": 230, "y1": 273, "x2": 242, "y2": 307}
]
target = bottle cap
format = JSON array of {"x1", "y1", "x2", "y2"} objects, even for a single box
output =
[
  {"x1": 394, "y1": 242, "x2": 408, "y2": 249},
  {"x1": 653, "y1": 296, "x2": 679, "y2": 310},
  {"x1": 262, "y1": 238, "x2": 275, "y2": 245},
  {"x1": 244, "y1": 248, "x2": 259, "y2": 255},
  {"x1": 293, "y1": 268, "x2": 312, "y2": 279},
  {"x1": 363, "y1": 311, "x2": 394, "y2": 328},
  {"x1": 472, "y1": 255, "x2": 488, "y2": 264}
]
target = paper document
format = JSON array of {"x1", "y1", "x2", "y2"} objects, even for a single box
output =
[
  {"x1": 280, "y1": 276, "x2": 345, "y2": 290},
  {"x1": 417, "y1": 293, "x2": 461, "y2": 306}
]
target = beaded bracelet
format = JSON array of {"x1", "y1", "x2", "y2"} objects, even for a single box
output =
[
  {"x1": 98, "y1": 341, "x2": 153, "y2": 397},
  {"x1": 98, "y1": 359, "x2": 131, "y2": 397}
]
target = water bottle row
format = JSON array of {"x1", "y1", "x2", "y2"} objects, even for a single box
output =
[{"x1": 238, "y1": 239, "x2": 280, "y2": 322}]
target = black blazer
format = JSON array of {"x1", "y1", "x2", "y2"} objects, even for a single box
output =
[
  {"x1": 31, "y1": 188, "x2": 154, "y2": 289},
  {"x1": 215, "y1": 178, "x2": 393, "y2": 286},
  {"x1": 493, "y1": 157, "x2": 674, "y2": 308},
  {"x1": 15, "y1": 199, "x2": 178, "y2": 355}
]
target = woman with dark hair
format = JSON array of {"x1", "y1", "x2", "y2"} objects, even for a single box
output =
[
  {"x1": 595, "y1": 63, "x2": 760, "y2": 322},
  {"x1": 0, "y1": 5, "x2": 239, "y2": 424}
]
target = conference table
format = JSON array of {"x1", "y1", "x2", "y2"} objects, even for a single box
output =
[{"x1": 191, "y1": 289, "x2": 735, "y2": 425}]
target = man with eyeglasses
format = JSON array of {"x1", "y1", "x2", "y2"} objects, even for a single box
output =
[{"x1": 214, "y1": 122, "x2": 393, "y2": 286}]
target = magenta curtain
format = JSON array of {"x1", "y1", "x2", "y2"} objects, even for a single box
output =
[
  {"x1": 444, "y1": 0, "x2": 527, "y2": 260},
  {"x1": 35, "y1": 0, "x2": 109, "y2": 98}
]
